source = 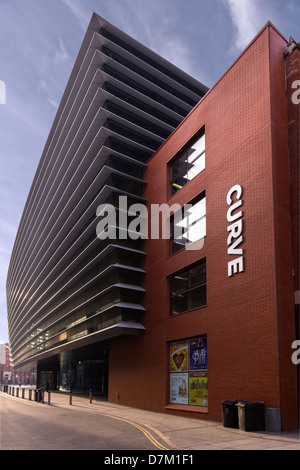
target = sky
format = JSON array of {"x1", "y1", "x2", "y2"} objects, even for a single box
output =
[{"x1": 0, "y1": 0, "x2": 299, "y2": 344}]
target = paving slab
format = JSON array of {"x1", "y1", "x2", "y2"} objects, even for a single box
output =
[{"x1": 48, "y1": 391, "x2": 300, "y2": 451}]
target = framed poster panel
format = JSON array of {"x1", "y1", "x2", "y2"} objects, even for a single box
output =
[
  {"x1": 169, "y1": 341, "x2": 188, "y2": 372},
  {"x1": 189, "y1": 336, "x2": 207, "y2": 371},
  {"x1": 170, "y1": 372, "x2": 189, "y2": 404},
  {"x1": 189, "y1": 372, "x2": 208, "y2": 406}
]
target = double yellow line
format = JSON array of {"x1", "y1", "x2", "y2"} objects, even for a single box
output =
[
  {"x1": 98, "y1": 412, "x2": 170, "y2": 450},
  {"x1": 73, "y1": 395, "x2": 174, "y2": 450}
]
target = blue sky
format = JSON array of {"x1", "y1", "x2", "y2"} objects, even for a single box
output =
[{"x1": 0, "y1": 0, "x2": 299, "y2": 344}]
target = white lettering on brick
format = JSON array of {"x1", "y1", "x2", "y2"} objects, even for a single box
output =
[{"x1": 226, "y1": 185, "x2": 244, "y2": 277}]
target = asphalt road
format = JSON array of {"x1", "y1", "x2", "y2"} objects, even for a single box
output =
[
  {"x1": 0, "y1": 392, "x2": 163, "y2": 450},
  {"x1": 1, "y1": 390, "x2": 299, "y2": 452}
]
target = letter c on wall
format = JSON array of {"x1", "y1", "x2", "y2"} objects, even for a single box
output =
[{"x1": 226, "y1": 185, "x2": 242, "y2": 205}]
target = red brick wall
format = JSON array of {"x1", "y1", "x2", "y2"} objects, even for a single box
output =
[{"x1": 108, "y1": 23, "x2": 298, "y2": 430}]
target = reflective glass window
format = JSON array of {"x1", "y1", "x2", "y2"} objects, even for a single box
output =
[
  {"x1": 170, "y1": 260, "x2": 206, "y2": 315},
  {"x1": 170, "y1": 132, "x2": 205, "y2": 194},
  {"x1": 170, "y1": 194, "x2": 206, "y2": 254}
]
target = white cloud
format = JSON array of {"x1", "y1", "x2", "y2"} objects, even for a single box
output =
[
  {"x1": 54, "y1": 38, "x2": 71, "y2": 65},
  {"x1": 222, "y1": 0, "x2": 267, "y2": 51},
  {"x1": 61, "y1": 0, "x2": 90, "y2": 31}
]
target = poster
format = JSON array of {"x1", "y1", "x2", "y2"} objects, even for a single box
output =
[
  {"x1": 170, "y1": 372, "x2": 189, "y2": 404},
  {"x1": 189, "y1": 336, "x2": 207, "y2": 371},
  {"x1": 189, "y1": 372, "x2": 208, "y2": 406},
  {"x1": 170, "y1": 341, "x2": 188, "y2": 371}
]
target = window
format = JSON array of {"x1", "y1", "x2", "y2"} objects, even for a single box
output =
[
  {"x1": 170, "y1": 260, "x2": 206, "y2": 315},
  {"x1": 170, "y1": 131, "x2": 205, "y2": 194},
  {"x1": 169, "y1": 336, "x2": 207, "y2": 407},
  {"x1": 170, "y1": 193, "x2": 206, "y2": 254}
]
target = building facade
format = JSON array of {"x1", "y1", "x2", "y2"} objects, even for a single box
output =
[
  {"x1": 107, "y1": 23, "x2": 299, "y2": 432},
  {"x1": 6, "y1": 16, "x2": 299, "y2": 431},
  {"x1": 6, "y1": 13, "x2": 207, "y2": 393},
  {"x1": 0, "y1": 343, "x2": 34, "y2": 385}
]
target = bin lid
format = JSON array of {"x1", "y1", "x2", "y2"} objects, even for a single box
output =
[
  {"x1": 236, "y1": 401, "x2": 264, "y2": 407},
  {"x1": 221, "y1": 400, "x2": 239, "y2": 405}
]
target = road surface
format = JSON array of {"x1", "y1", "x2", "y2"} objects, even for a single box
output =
[{"x1": 0, "y1": 392, "x2": 167, "y2": 450}]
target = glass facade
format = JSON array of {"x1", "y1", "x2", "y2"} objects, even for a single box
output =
[
  {"x1": 170, "y1": 132, "x2": 205, "y2": 194},
  {"x1": 6, "y1": 14, "x2": 208, "y2": 395},
  {"x1": 170, "y1": 194, "x2": 206, "y2": 254},
  {"x1": 170, "y1": 260, "x2": 207, "y2": 315}
]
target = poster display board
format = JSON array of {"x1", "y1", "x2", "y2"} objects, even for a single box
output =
[
  {"x1": 189, "y1": 337, "x2": 207, "y2": 370},
  {"x1": 170, "y1": 341, "x2": 188, "y2": 372},
  {"x1": 170, "y1": 372, "x2": 189, "y2": 404},
  {"x1": 169, "y1": 336, "x2": 207, "y2": 407},
  {"x1": 189, "y1": 372, "x2": 208, "y2": 406}
]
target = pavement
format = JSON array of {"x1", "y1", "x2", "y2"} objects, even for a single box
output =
[{"x1": 1, "y1": 388, "x2": 300, "y2": 450}]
